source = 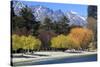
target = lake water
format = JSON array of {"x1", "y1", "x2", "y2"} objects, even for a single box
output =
[{"x1": 14, "y1": 54, "x2": 97, "y2": 66}]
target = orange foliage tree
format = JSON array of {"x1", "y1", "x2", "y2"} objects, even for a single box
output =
[{"x1": 69, "y1": 27, "x2": 94, "y2": 49}]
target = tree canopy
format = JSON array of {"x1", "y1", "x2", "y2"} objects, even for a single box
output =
[{"x1": 12, "y1": 34, "x2": 41, "y2": 51}]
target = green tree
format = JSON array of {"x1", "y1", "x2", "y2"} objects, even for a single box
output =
[
  {"x1": 52, "y1": 16, "x2": 69, "y2": 34},
  {"x1": 58, "y1": 16, "x2": 69, "y2": 34},
  {"x1": 12, "y1": 5, "x2": 40, "y2": 36},
  {"x1": 19, "y1": 6, "x2": 40, "y2": 36},
  {"x1": 39, "y1": 16, "x2": 52, "y2": 32}
]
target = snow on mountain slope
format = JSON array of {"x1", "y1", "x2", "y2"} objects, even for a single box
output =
[
  {"x1": 13, "y1": 3, "x2": 87, "y2": 27},
  {"x1": 66, "y1": 11, "x2": 87, "y2": 27}
]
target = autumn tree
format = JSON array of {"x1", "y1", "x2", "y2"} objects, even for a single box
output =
[
  {"x1": 65, "y1": 35, "x2": 80, "y2": 49},
  {"x1": 51, "y1": 28, "x2": 93, "y2": 50},
  {"x1": 20, "y1": 35, "x2": 41, "y2": 53},
  {"x1": 12, "y1": 34, "x2": 41, "y2": 53},
  {"x1": 69, "y1": 27, "x2": 94, "y2": 49},
  {"x1": 12, "y1": 35, "x2": 22, "y2": 52},
  {"x1": 51, "y1": 34, "x2": 80, "y2": 50},
  {"x1": 51, "y1": 34, "x2": 67, "y2": 49}
]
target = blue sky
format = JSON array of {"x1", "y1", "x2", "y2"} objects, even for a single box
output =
[{"x1": 18, "y1": 1, "x2": 88, "y2": 17}]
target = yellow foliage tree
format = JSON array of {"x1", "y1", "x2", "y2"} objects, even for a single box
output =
[
  {"x1": 51, "y1": 34, "x2": 80, "y2": 49},
  {"x1": 65, "y1": 35, "x2": 80, "y2": 49},
  {"x1": 51, "y1": 34, "x2": 67, "y2": 48},
  {"x1": 26, "y1": 35, "x2": 41, "y2": 50},
  {"x1": 12, "y1": 34, "x2": 41, "y2": 52},
  {"x1": 12, "y1": 34, "x2": 22, "y2": 50}
]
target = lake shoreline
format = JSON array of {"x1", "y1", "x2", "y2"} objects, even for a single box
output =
[{"x1": 12, "y1": 51, "x2": 97, "y2": 64}]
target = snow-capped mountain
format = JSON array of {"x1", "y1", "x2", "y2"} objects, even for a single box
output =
[
  {"x1": 31, "y1": 5, "x2": 65, "y2": 23},
  {"x1": 31, "y1": 5, "x2": 54, "y2": 23},
  {"x1": 31, "y1": 6, "x2": 87, "y2": 27},
  {"x1": 66, "y1": 11, "x2": 87, "y2": 27},
  {"x1": 13, "y1": 1, "x2": 26, "y2": 15},
  {"x1": 13, "y1": 3, "x2": 87, "y2": 27}
]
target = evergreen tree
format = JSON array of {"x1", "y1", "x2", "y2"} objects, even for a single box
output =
[
  {"x1": 54, "y1": 16, "x2": 69, "y2": 34},
  {"x1": 12, "y1": 5, "x2": 40, "y2": 36},
  {"x1": 19, "y1": 6, "x2": 40, "y2": 36}
]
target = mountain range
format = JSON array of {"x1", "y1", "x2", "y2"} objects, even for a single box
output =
[{"x1": 13, "y1": 2, "x2": 87, "y2": 27}]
